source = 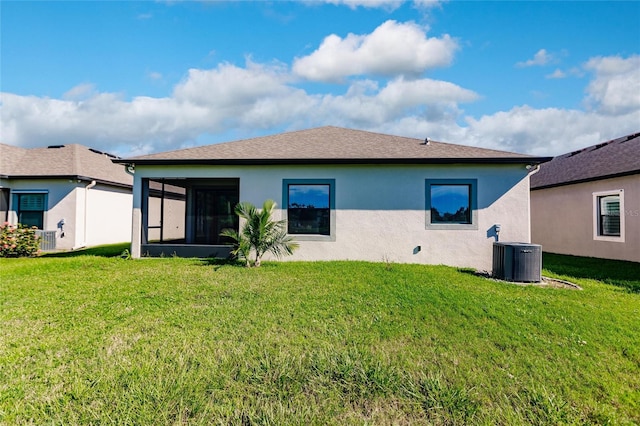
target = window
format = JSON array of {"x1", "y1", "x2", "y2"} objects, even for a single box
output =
[
  {"x1": 16, "y1": 193, "x2": 46, "y2": 229},
  {"x1": 599, "y1": 195, "x2": 620, "y2": 236},
  {"x1": 593, "y1": 190, "x2": 625, "y2": 242},
  {"x1": 283, "y1": 179, "x2": 335, "y2": 241},
  {"x1": 425, "y1": 179, "x2": 478, "y2": 230},
  {"x1": 0, "y1": 189, "x2": 9, "y2": 222}
]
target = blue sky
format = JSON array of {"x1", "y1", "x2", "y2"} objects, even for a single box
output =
[
  {"x1": 1, "y1": 0, "x2": 639, "y2": 157},
  {"x1": 289, "y1": 184, "x2": 330, "y2": 209}
]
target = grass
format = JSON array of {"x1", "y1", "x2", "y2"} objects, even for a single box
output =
[
  {"x1": 1, "y1": 248, "x2": 638, "y2": 424},
  {"x1": 543, "y1": 252, "x2": 640, "y2": 293}
]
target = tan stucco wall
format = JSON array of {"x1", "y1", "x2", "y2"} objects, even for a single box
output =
[
  {"x1": 531, "y1": 174, "x2": 640, "y2": 263},
  {"x1": 147, "y1": 196, "x2": 186, "y2": 242},
  {"x1": 130, "y1": 164, "x2": 534, "y2": 271}
]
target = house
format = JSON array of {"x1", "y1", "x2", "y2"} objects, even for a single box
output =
[
  {"x1": 113, "y1": 126, "x2": 550, "y2": 270},
  {"x1": 0, "y1": 143, "x2": 133, "y2": 250},
  {"x1": 530, "y1": 132, "x2": 640, "y2": 263}
]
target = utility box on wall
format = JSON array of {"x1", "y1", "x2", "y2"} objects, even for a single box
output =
[{"x1": 492, "y1": 242, "x2": 542, "y2": 282}]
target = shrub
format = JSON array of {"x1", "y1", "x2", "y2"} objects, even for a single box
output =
[
  {"x1": 0, "y1": 222, "x2": 40, "y2": 257},
  {"x1": 220, "y1": 200, "x2": 299, "y2": 267}
]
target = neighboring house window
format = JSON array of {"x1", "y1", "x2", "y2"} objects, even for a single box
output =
[
  {"x1": 283, "y1": 179, "x2": 335, "y2": 241},
  {"x1": 425, "y1": 179, "x2": 478, "y2": 230},
  {"x1": 16, "y1": 193, "x2": 47, "y2": 229},
  {"x1": 0, "y1": 189, "x2": 9, "y2": 222},
  {"x1": 593, "y1": 190, "x2": 625, "y2": 242}
]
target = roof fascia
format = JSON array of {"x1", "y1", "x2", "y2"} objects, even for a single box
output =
[
  {"x1": 114, "y1": 157, "x2": 552, "y2": 166},
  {"x1": 1, "y1": 175, "x2": 132, "y2": 189}
]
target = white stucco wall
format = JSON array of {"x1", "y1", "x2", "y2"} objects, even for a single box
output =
[
  {"x1": 84, "y1": 183, "x2": 133, "y2": 247},
  {"x1": 131, "y1": 164, "x2": 533, "y2": 270},
  {"x1": 531, "y1": 175, "x2": 640, "y2": 263},
  {"x1": 3, "y1": 179, "x2": 132, "y2": 250}
]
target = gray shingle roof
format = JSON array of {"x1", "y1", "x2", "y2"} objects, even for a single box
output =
[
  {"x1": 530, "y1": 132, "x2": 640, "y2": 190},
  {"x1": 117, "y1": 126, "x2": 548, "y2": 165},
  {"x1": 0, "y1": 143, "x2": 132, "y2": 187}
]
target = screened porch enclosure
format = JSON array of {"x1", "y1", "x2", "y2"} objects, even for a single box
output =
[{"x1": 141, "y1": 178, "x2": 239, "y2": 257}]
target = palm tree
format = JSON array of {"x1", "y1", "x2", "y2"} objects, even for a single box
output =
[{"x1": 220, "y1": 199, "x2": 299, "y2": 267}]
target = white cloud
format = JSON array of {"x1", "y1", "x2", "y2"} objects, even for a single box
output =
[
  {"x1": 459, "y1": 106, "x2": 639, "y2": 156},
  {"x1": 412, "y1": 0, "x2": 445, "y2": 9},
  {"x1": 310, "y1": 0, "x2": 443, "y2": 10},
  {"x1": 583, "y1": 55, "x2": 640, "y2": 115},
  {"x1": 174, "y1": 60, "x2": 292, "y2": 107},
  {"x1": 0, "y1": 91, "x2": 209, "y2": 154},
  {"x1": 320, "y1": 0, "x2": 403, "y2": 10},
  {"x1": 516, "y1": 49, "x2": 553, "y2": 68},
  {"x1": 546, "y1": 69, "x2": 566, "y2": 79},
  {"x1": 293, "y1": 20, "x2": 458, "y2": 82},
  {"x1": 306, "y1": 77, "x2": 476, "y2": 128},
  {"x1": 377, "y1": 76, "x2": 478, "y2": 108},
  {"x1": 63, "y1": 83, "x2": 97, "y2": 101},
  {"x1": 1, "y1": 52, "x2": 638, "y2": 158}
]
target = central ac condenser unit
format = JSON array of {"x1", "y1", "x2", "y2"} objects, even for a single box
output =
[{"x1": 492, "y1": 242, "x2": 542, "y2": 282}]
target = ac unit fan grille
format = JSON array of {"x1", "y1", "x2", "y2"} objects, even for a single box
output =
[{"x1": 492, "y1": 242, "x2": 542, "y2": 282}]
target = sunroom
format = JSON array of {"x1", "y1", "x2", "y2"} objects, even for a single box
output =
[{"x1": 140, "y1": 177, "x2": 239, "y2": 257}]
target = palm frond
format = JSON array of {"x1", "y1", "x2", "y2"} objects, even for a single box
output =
[{"x1": 220, "y1": 199, "x2": 299, "y2": 267}]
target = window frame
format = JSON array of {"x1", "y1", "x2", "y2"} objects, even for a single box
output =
[
  {"x1": 425, "y1": 179, "x2": 478, "y2": 230},
  {"x1": 11, "y1": 190, "x2": 48, "y2": 230},
  {"x1": 282, "y1": 179, "x2": 336, "y2": 241},
  {"x1": 593, "y1": 189, "x2": 625, "y2": 242}
]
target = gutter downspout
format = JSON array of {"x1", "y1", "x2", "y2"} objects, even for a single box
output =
[
  {"x1": 123, "y1": 164, "x2": 140, "y2": 258},
  {"x1": 526, "y1": 164, "x2": 541, "y2": 244},
  {"x1": 124, "y1": 164, "x2": 135, "y2": 177},
  {"x1": 73, "y1": 180, "x2": 96, "y2": 250},
  {"x1": 527, "y1": 164, "x2": 541, "y2": 177}
]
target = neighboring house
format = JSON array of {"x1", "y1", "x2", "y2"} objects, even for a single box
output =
[
  {"x1": 114, "y1": 126, "x2": 549, "y2": 270},
  {"x1": 530, "y1": 132, "x2": 640, "y2": 263},
  {"x1": 0, "y1": 143, "x2": 133, "y2": 250}
]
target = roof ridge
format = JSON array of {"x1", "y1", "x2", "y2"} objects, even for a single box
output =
[
  {"x1": 323, "y1": 125, "x2": 423, "y2": 142},
  {"x1": 567, "y1": 131, "x2": 640, "y2": 157}
]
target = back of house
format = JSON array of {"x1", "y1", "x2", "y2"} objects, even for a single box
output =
[{"x1": 114, "y1": 126, "x2": 549, "y2": 270}]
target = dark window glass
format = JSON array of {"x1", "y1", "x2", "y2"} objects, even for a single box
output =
[
  {"x1": 17, "y1": 194, "x2": 45, "y2": 229},
  {"x1": 194, "y1": 188, "x2": 239, "y2": 245},
  {"x1": 287, "y1": 184, "x2": 330, "y2": 235},
  {"x1": 430, "y1": 184, "x2": 471, "y2": 224},
  {"x1": 599, "y1": 195, "x2": 620, "y2": 236}
]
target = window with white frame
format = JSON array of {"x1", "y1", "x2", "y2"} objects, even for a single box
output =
[{"x1": 593, "y1": 189, "x2": 625, "y2": 242}]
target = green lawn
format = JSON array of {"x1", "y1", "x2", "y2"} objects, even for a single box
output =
[
  {"x1": 1, "y1": 247, "x2": 638, "y2": 425},
  {"x1": 543, "y1": 252, "x2": 640, "y2": 293}
]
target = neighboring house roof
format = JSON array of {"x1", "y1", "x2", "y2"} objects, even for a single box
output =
[
  {"x1": 0, "y1": 143, "x2": 132, "y2": 188},
  {"x1": 114, "y1": 126, "x2": 550, "y2": 166},
  {"x1": 530, "y1": 132, "x2": 640, "y2": 190}
]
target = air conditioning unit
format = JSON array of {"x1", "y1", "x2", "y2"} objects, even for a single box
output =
[{"x1": 492, "y1": 242, "x2": 542, "y2": 282}]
